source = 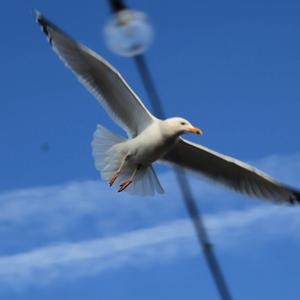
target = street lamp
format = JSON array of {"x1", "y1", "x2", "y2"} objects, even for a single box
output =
[{"x1": 104, "y1": 9, "x2": 153, "y2": 57}]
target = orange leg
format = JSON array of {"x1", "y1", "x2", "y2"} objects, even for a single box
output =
[
  {"x1": 118, "y1": 165, "x2": 140, "y2": 193},
  {"x1": 109, "y1": 156, "x2": 128, "y2": 187}
]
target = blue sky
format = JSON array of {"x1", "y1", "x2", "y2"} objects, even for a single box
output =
[{"x1": 1, "y1": 0, "x2": 300, "y2": 299}]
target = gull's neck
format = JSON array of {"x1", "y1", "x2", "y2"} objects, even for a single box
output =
[{"x1": 159, "y1": 119, "x2": 182, "y2": 140}]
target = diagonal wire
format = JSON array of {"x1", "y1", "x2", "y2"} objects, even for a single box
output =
[
  {"x1": 107, "y1": 1, "x2": 234, "y2": 300},
  {"x1": 134, "y1": 54, "x2": 233, "y2": 300}
]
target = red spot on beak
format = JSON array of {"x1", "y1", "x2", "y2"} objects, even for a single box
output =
[{"x1": 188, "y1": 127, "x2": 203, "y2": 135}]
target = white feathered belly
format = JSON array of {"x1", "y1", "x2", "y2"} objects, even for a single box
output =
[
  {"x1": 124, "y1": 131, "x2": 178, "y2": 165},
  {"x1": 92, "y1": 125, "x2": 165, "y2": 196}
]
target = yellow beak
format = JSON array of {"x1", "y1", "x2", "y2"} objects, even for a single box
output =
[{"x1": 188, "y1": 127, "x2": 203, "y2": 135}]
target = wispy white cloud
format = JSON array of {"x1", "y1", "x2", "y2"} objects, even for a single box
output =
[
  {"x1": 0, "y1": 152, "x2": 299, "y2": 288},
  {"x1": 0, "y1": 170, "x2": 220, "y2": 253},
  {"x1": 0, "y1": 205, "x2": 299, "y2": 287}
]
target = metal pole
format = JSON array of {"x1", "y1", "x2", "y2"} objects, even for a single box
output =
[
  {"x1": 107, "y1": 2, "x2": 234, "y2": 300},
  {"x1": 134, "y1": 54, "x2": 233, "y2": 300}
]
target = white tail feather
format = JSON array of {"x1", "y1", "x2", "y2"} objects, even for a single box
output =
[
  {"x1": 92, "y1": 125, "x2": 164, "y2": 196},
  {"x1": 126, "y1": 166, "x2": 164, "y2": 196}
]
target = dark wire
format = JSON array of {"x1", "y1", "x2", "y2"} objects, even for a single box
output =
[
  {"x1": 134, "y1": 55, "x2": 233, "y2": 300},
  {"x1": 108, "y1": 2, "x2": 234, "y2": 299},
  {"x1": 108, "y1": 0, "x2": 127, "y2": 12}
]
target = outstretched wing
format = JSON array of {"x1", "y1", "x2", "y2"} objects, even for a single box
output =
[
  {"x1": 163, "y1": 138, "x2": 300, "y2": 204},
  {"x1": 34, "y1": 11, "x2": 155, "y2": 137}
]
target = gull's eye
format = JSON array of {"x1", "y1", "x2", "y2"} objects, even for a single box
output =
[{"x1": 180, "y1": 121, "x2": 186, "y2": 125}]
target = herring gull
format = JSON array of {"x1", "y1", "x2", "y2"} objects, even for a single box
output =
[{"x1": 34, "y1": 11, "x2": 300, "y2": 203}]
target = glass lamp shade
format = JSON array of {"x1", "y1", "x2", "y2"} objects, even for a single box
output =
[{"x1": 104, "y1": 9, "x2": 153, "y2": 57}]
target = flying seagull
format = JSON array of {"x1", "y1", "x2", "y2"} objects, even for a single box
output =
[{"x1": 34, "y1": 11, "x2": 300, "y2": 203}]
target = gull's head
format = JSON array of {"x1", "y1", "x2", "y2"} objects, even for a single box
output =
[{"x1": 163, "y1": 117, "x2": 203, "y2": 136}]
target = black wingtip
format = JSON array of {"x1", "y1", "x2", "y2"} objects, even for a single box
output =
[
  {"x1": 292, "y1": 191, "x2": 300, "y2": 204},
  {"x1": 33, "y1": 9, "x2": 54, "y2": 45},
  {"x1": 287, "y1": 189, "x2": 300, "y2": 205},
  {"x1": 32, "y1": 9, "x2": 46, "y2": 29},
  {"x1": 33, "y1": 10, "x2": 76, "y2": 48}
]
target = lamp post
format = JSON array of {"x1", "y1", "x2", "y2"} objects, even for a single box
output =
[
  {"x1": 104, "y1": 8, "x2": 153, "y2": 57},
  {"x1": 104, "y1": 1, "x2": 234, "y2": 300}
]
